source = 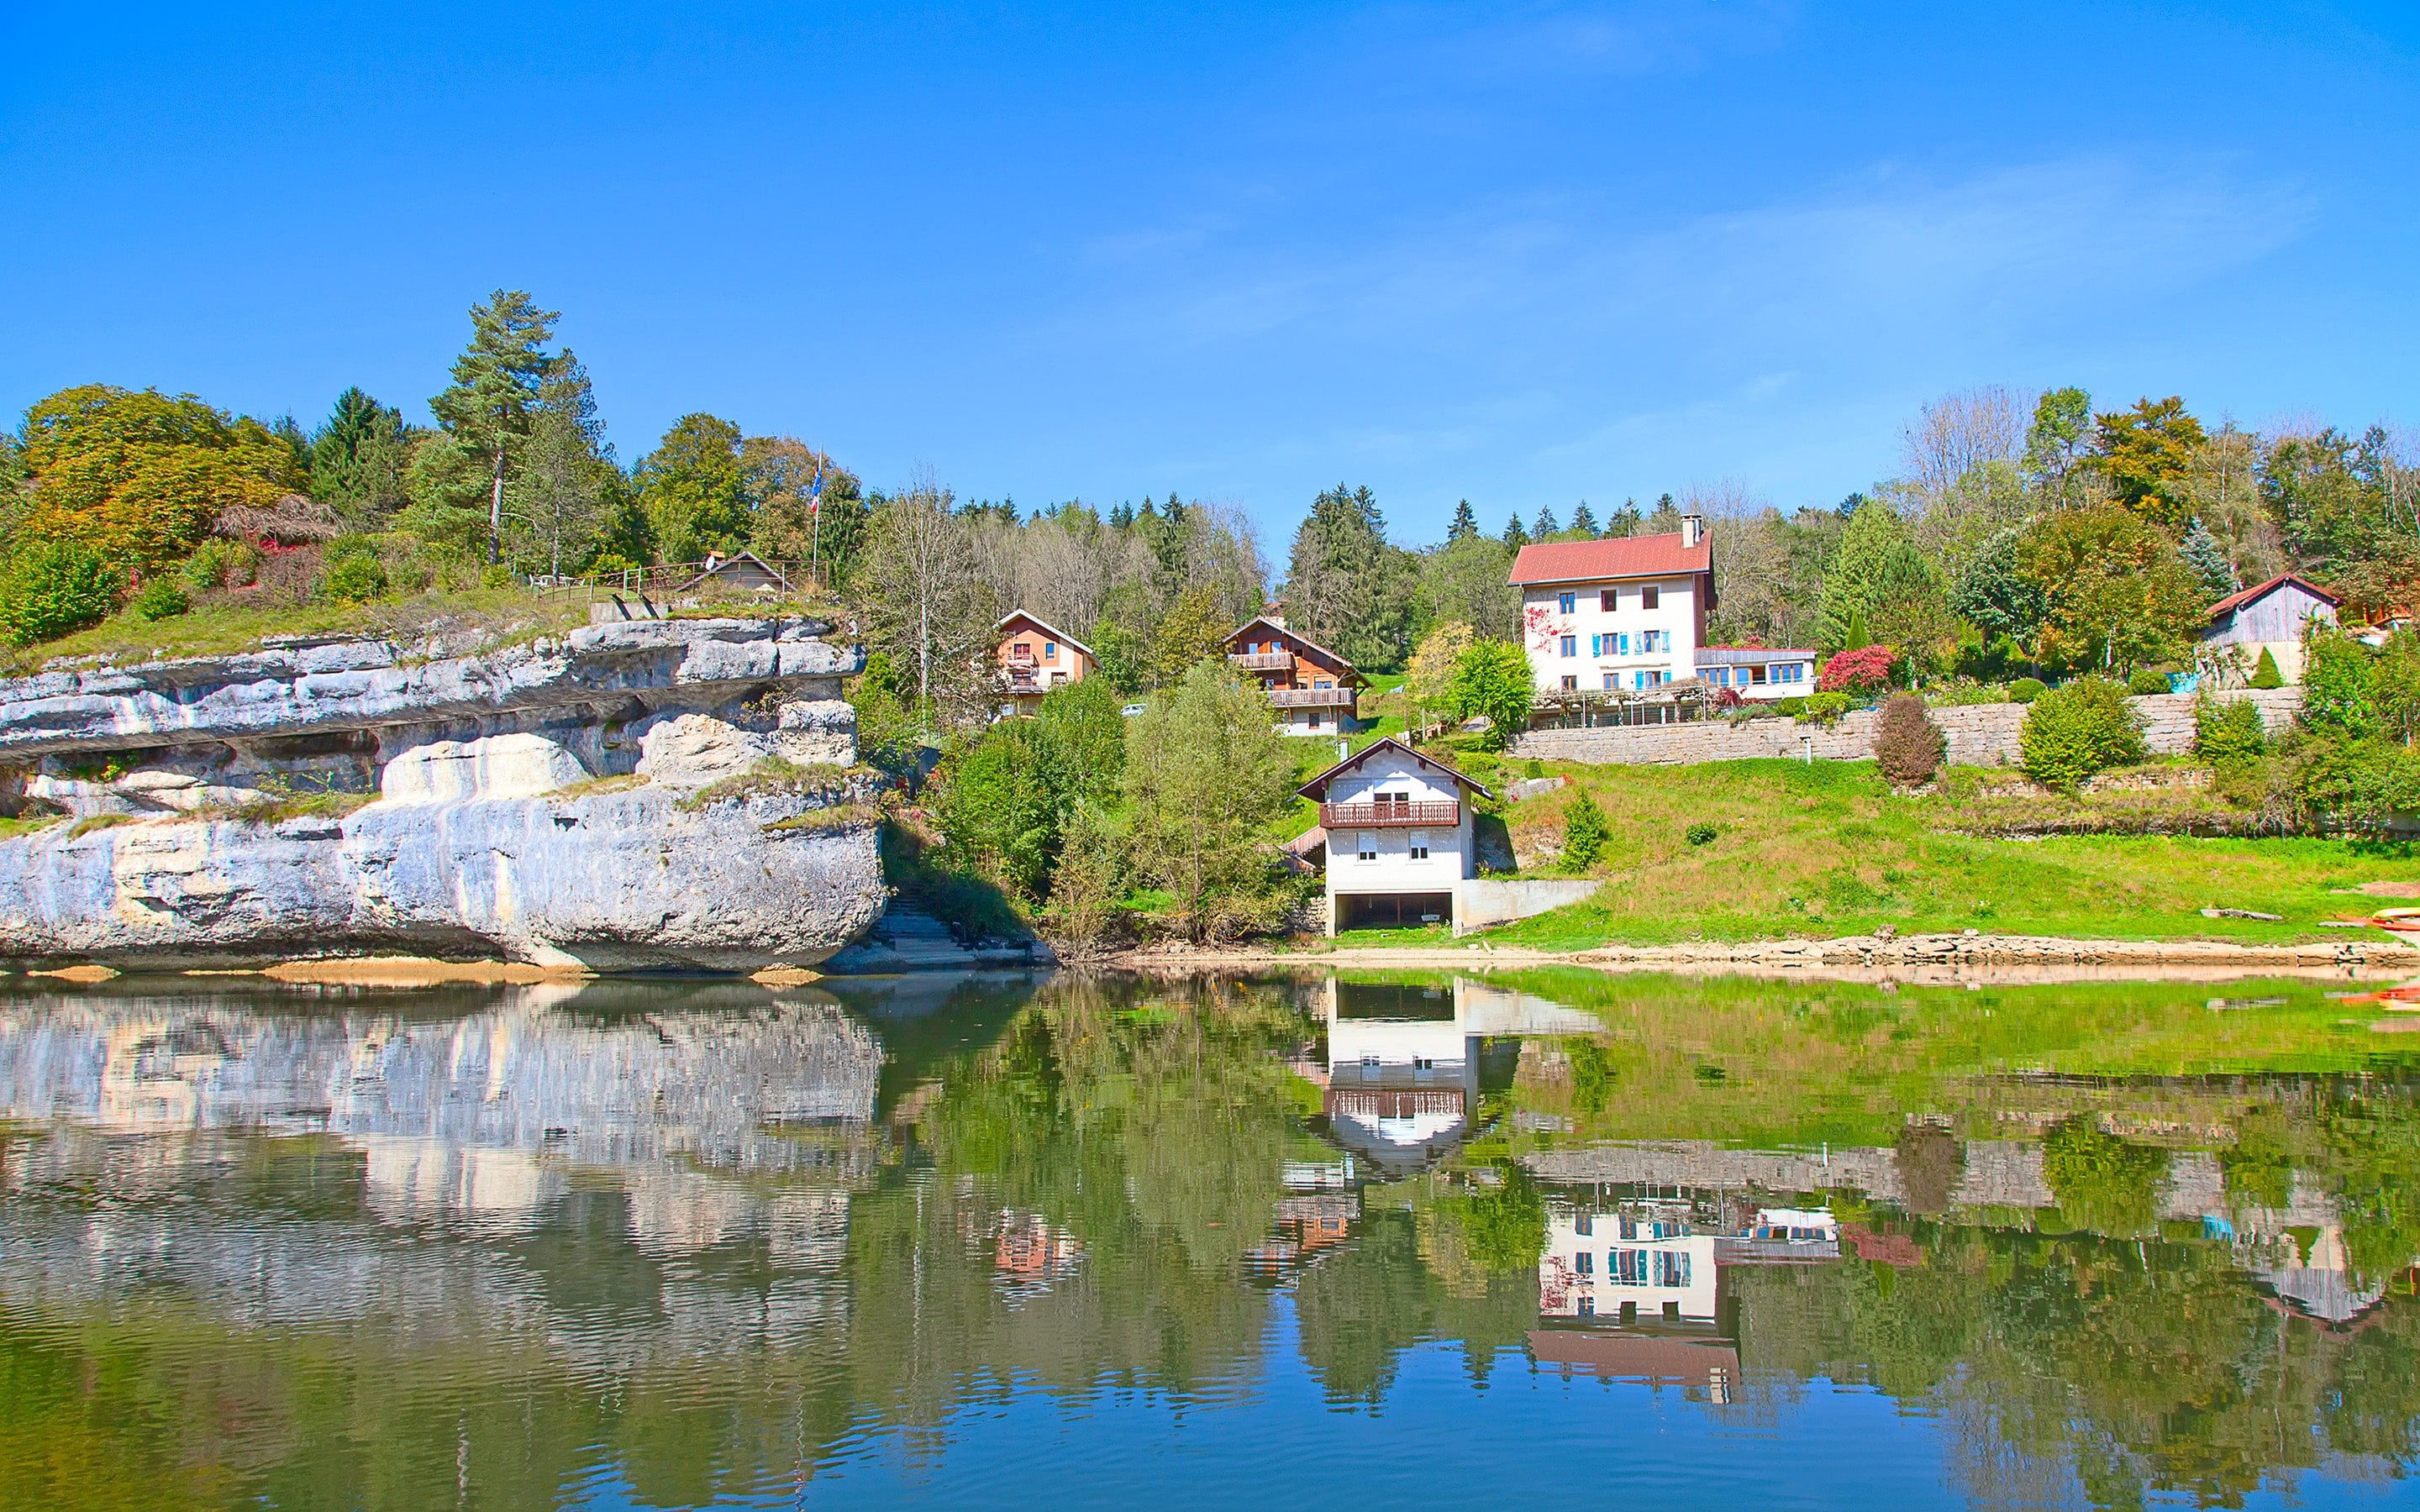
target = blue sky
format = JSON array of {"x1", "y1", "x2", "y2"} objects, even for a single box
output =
[{"x1": 3, "y1": 2, "x2": 2416, "y2": 549}]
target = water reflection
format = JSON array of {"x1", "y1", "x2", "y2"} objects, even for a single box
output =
[{"x1": 2, "y1": 968, "x2": 2418, "y2": 1509}]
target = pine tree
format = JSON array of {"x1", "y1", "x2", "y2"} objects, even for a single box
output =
[
  {"x1": 1607, "y1": 498, "x2": 1642, "y2": 537},
  {"x1": 1570, "y1": 501, "x2": 1599, "y2": 537},
  {"x1": 1502, "y1": 512, "x2": 1529, "y2": 550},
  {"x1": 2181, "y1": 517, "x2": 2238, "y2": 600},
  {"x1": 309, "y1": 387, "x2": 412, "y2": 519},
  {"x1": 1109, "y1": 500, "x2": 1134, "y2": 530},
  {"x1": 1648, "y1": 493, "x2": 1682, "y2": 533},
  {"x1": 429, "y1": 290, "x2": 564, "y2": 564},
  {"x1": 1448, "y1": 499, "x2": 1479, "y2": 542},
  {"x1": 1532, "y1": 504, "x2": 1560, "y2": 538}
]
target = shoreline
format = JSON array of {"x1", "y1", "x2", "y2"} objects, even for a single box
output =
[{"x1": 9, "y1": 931, "x2": 2417, "y2": 990}]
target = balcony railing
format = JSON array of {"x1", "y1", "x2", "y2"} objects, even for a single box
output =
[
  {"x1": 1270, "y1": 687, "x2": 1356, "y2": 709},
  {"x1": 1318, "y1": 801, "x2": 1460, "y2": 829},
  {"x1": 1229, "y1": 651, "x2": 1295, "y2": 672}
]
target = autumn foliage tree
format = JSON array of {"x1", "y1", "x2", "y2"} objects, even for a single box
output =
[{"x1": 16, "y1": 385, "x2": 297, "y2": 573}]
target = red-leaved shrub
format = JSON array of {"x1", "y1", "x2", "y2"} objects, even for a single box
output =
[{"x1": 1818, "y1": 644, "x2": 1897, "y2": 692}]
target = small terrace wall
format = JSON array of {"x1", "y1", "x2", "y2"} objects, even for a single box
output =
[{"x1": 1512, "y1": 689, "x2": 2304, "y2": 768}]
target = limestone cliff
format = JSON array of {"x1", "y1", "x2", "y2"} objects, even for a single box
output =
[{"x1": 0, "y1": 616, "x2": 888, "y2": 969}]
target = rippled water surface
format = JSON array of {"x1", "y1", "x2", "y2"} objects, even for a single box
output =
[{"x1": 8, "y1": 966, "x2": 2420, "y2": 1509}]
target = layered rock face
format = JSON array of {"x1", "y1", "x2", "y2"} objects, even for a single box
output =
[{"x1": 0, "y1": 617, "x2": 886, "y2": 969}]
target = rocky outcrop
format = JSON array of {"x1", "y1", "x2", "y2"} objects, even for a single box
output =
[{"x1": 0, "y1": 617, "x2": 890, "y2": 970}]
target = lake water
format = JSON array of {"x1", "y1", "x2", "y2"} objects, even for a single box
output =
[{"x1": 6, "y1": 966, "x2": 2420, "y2": 1509}]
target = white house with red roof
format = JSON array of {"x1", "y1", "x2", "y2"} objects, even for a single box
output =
[
  {"x1": 2197, "y1": 572, "x2": 2338, "y2": 684},
  {"x1": 1507, "y1": 517, "x2": 1717, "y2": 696}
]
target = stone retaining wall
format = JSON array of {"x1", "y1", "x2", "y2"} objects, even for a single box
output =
[{"x1": 1513, "y1": 688, "x2": 2304, "y2": 768}]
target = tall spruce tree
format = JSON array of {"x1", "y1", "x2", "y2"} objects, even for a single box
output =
[
  {"x1": 1285, "y1": 483, "x2": 1416, "y2": 667},
  {"x1": 1570, "y1": 501, "x2": 1599, "y2": 537},
  {"x1": 308, "y1": 387, "x2": 412, "y2": 520},
  {"x1": 1502, "y1": 512, "x2": 1529, "y2": 550},
  {"x1": 428, "y1": 290, "x2": 564, "y2": 564},
  {"x1": 1448, "y1": 499, "x2": 1479, "y2": 542},
  {"x1": 1532, "y1": 504, "x2": 1560, "y2": 538},
  {"x1": 2181, "y1": 517, "x2": 2238, "y2": 600},
  {"x1": 1607, "y1": 498, "x2": 1642, "y2": 537}
]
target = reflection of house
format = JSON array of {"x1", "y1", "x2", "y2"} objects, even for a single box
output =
[
  {"x1": 2247, "y1": 1223, "x2": 2387, "y2": 1326},
  {"x1": 1528, "y1": 1329, "x2": 1740, "y2": 1402},
  {"x1": 1296, "y1": 738, "x2": 1491, "y2": 935},
  {"x1": 2198, "y1": 572, "x2": 2338, "y2": 684},
  {"x1": 994, "y1": 611, "x2": 1097, "y2": 715},
  {"x1": 1509, "y1": 521, "x2": 1713, "y2": 696},
  {"x1": 1223, "y1": 612, "x2": 1366, "y2": 735},
  {"x1": 994, "y1": 1210, "x2": 1085, "y2": 1297},
  {"x1": 1539, "y1": 1200, "x2": 1722, "y2": 1323}
]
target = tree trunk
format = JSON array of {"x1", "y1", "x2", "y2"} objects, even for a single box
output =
[{"x1": 489, "y1": 444, "x2": 507, "y2": 565}]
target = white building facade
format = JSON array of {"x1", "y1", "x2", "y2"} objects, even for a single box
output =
[
  {"x1": 1509, "y1": 521, "x2": 1718, "y2": 695},
  {"x1": 1297, "y1": 738, "x2": 1491, "y2": 936}
]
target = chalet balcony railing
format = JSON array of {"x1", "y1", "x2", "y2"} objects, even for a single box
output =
[
  {"x1": 999, "y1": 669, "x2": 1046, "y2": 691},
  {"x1": 1229, "y1": 651, "x2": 1295, "y2": 672},
  {"x1": 1318, "y1": 801, "x2": 1460, "y2": 829},
  {"x1": 1270, "y1": 687, "x2": 1355, "y2": 709}
]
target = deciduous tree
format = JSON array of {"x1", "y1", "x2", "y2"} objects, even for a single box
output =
[{"x1": 1122, "y1": 661, "x2": 1297, "y2": 942}]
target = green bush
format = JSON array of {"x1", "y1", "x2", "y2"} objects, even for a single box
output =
[
  {"x1": 2125, "y1": 666, "x2": 2171, "y2": 696},
  {"x1": 181, "y1": 539, "x2": 238, "y2": 592},
  {"x1": 1796, "y1": 690, "x2": 1854, "y2": 724},
  {"x1": 2249, "y1": 647, "x2": 2284, "y2": 689},
  {"x1": 481, "y1": 564, "x2": 515, "y2": 590},
  {"x1": 0, "y1": 539, "x2": 122, "y2": 646},
  {"x1": 1772, "y1": 696, "x2": 1807, "y2": 717},
  {"x1": 2008, "y1": 677, "x2": 2047, "y2": 704},
  {"x1": 131, "y1": 575, "x2": 189, "y2": 621},
  {"x1": 321, "y1": 555, "x2": 390, "y2": 605},
  {"x1": 1447, "y1": 640, "x2": 1536, "y2": 753},
  {"x1": 1562, "y1": 790, "x2": 1607, "y2": 869},
  {"x1": 2194, "y1": 693, "x2": 2266, "y2": 761},
  {"x1": 2018, "y1": 676, "x2": 2145, "y2": 790},
  {"x1": 1685, "y1": 821, "x2": 1717, "y2": 846}
]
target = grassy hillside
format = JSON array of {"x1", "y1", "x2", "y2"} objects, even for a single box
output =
[{"x1": 1445, "y1": 755, "x2": 2420, "y2": 948}]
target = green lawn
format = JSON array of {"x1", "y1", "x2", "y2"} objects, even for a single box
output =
[{"x1": 1436, "y1": 756, "x2": 2420, "y2": 948}]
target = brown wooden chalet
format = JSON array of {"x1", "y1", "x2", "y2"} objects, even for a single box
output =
[{"x1": 1222, "y1": 613, "x2": 1368, "y2": 734}]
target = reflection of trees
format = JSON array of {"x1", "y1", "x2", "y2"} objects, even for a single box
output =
[
  {"x1": 2040, "y1": 1120, "x2": 2170, "y2": 1237},
  {"x1": 1733, "y1": 1223, "x2": 2420, "y2": 1506},
  {"x1": 1294, "y1": 1208, "x2": 1535, "y2": 1404}
]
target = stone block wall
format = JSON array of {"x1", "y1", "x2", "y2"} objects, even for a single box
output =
[{"x1": 1513, "y1": 688, "x2": 2304, "y2": 768}]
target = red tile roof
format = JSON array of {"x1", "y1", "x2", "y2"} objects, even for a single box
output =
[
  {"x1": 2206, "y1": 571, "x2": 2340, "y2": 621},
  {"x1": 1507, "y1": 532, "x2": 1712, "y2": 585}
]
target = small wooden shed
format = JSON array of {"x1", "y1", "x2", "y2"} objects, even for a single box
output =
[{"x1": 2198, "y1": 572, "x2": 2339, "y2": 683}]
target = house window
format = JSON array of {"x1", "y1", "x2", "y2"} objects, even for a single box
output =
[
  {"x1": 1749, "y1": 664, "x2": 1766, "y2": 684},
  {"x1": 1602, "y1": 673, "x2": 1615, "y2": 690},
  {"x1": 1357, "y1": 832, "x2": 1376, "y2": 862},
  {"x1": 1560, "y1": 635, "x2": 1576, "y2": 658},
  {"x1": 1618, "y1": 1215, "x2": 1636, "y2": 1241},
  {"x1": 1646, "y1": 669, "x2": 1666, "y2": 688},
  {"x1": 1307, "y1": 711, "x2": 1323, "y2": 729},
  {"x1": 1576, "y1": 1214, "x2": 1593, "y2": 1237},
  {"x1": 1577, "y1": 1295, "x2": 1595, "y2": 1317},
  {"x1": 1560, "y1": 675, "x2": 1578, "y2": 690},
  {"x1": 1615, "y1": 1249, "x2": 1647, "y2": 1284},
  {"x1": 1641, "y1": 629, "x2": 1667, "y2": 653},
  {"x1": 1044, "y1": 641, "x2": 1057, "y2": 661},
  {"x1": 1600, "y1": 589, "x2": 1618, "y2": 612},
  {"x1": 1408, "y1": 831, "x2": 1429, "y2": 861},
  {"x1": 1711, "y1": 668, "x2": 1728, "y2": 686},
  {"x1": 1642, "y1": 585, "x2": 1660, "y2": 610},
  {"x1": 1575, "y1": 1251, "x2": 1594, "y2": 1277},
  {"x1": 1612, "y1": 633, "x2": 1628, "y2": 654},
  {"x1": 1558, "y1": 591, "x2": 1576, "y2": 613},
  {"x1": 1655, "y1": 1252, "x2": 1691, "y2": 1288}
]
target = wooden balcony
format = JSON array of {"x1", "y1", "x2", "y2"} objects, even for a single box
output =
[
  {"x1": 1318, "y1": 800, "x2": 1459, "y2": 829},
  {"x1": 1230, "y1": 650, "x2": 1295, "y2": 672},
  {"x1": 1270, "y1": 686, "x2": 1355, "y2": 709}
]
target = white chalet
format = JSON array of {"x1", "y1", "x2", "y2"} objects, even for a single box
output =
[
  {"x1": 1508, "y1": 518, "x2": 1718, "y2": 696},
  {"x1": 1296, "y1": 738, "x2": 1491, "y2": 936}
]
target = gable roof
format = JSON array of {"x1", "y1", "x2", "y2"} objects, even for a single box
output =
[
  {"x1": 1508, "y1": 531, "x2": 1712, "y2": 586},
  {"x1": 1295, "y1": 737, "x2": 1493, "y2": 801},
  {"x1": 994, "y1": 611, "x2": 1097, "y2": 660},
  {"x1": 1223, "y1": 616, "x2": 1365, "y2": 680},
  {"x1": 2207, "y1": 571, "x2": 2341, "y2": 622},
  {"x1": 676, "y1": 549, "x2": 791, "y2": 591}
]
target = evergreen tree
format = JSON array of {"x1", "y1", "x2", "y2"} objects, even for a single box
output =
[
  {"x1": 308, "y1": 387, "x2": 412, "y2": 520},
  {"x1": 1569, "y1": 501, "x2": 1599, "y2": 537},
  {"x1": 1285, "y1": 483, "x2": 1417, "y2": 667},
  {"x1": 427, "y1": 290, "x2": 564, "y2": 563},
  {"x1": 2181, "y1": 516, "x2": 2238, "y2": 600},
  {"x1": 1109, "y1": 500, "x2": 1134, "y2": 530},
  {"x1": 1448, "y1": 499, "x2": 1479, "y2": 542},
  {"x1": 1502, "y1": 512, "x2": 1529, "y2": 550},
  {"x1": 1837, "y1": 491, "x2": 1867, "y2": 519},
  {"x1": 1648, "y1": 493, "x2": 1683, "y2": 533},
  {"x1": 1607, "y1": 498, "x2": 1642, "y2": 537},
  {"x1": 1532, "y1": 504, "x2": 1559, "y2": 538}
]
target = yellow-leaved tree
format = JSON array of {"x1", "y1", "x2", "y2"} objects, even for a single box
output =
[{"x1": 17, "y1": 386, "x2": 299, "y2": 572}]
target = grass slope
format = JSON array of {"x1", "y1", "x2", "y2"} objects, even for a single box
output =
[{"x1": 1457, "y1": 757, "x2": 2420, "y2": 948}]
